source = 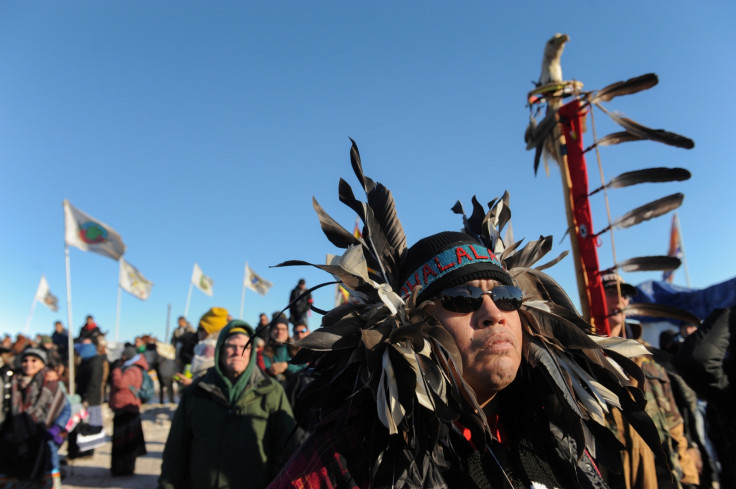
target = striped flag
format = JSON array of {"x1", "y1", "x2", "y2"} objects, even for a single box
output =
[
  {"x1": 63, "y1": 200, "x2": 126, "y2": 260},
  {"x1": 662, "y1": 214, "x2": 682, "y2": 283}
]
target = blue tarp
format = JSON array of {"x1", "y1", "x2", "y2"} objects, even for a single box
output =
[{"x1": 632, "y1": 276, "x2": 736, "y2": 321}]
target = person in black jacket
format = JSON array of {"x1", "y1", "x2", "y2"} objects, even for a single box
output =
[
  {"x1": 288, "y1": 279, "x2": 312, "y2": 327},
  {"x1": 673, "y1": 307, "x2": 736, "y2": 486}
]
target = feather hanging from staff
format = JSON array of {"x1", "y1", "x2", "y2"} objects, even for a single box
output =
[
  {"x1": 596, "y1": 193, "x2": 684, "y2": 236},
  {"x1": 588, "y1": 167, "x2": 691, "y2": 196}
]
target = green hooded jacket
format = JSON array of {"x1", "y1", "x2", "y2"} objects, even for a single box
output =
[{"x1": 159, "y1": 321, "x2": 297, "y2": 489}]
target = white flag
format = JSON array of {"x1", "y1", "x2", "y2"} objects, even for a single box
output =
[
  {"x1": 119, "y1": 258, "x2": 153, "y2": 300},
  {"x1": 244, "y1": 263, "x2": 273, "y2": 296},
  {"x1": 35, "y1": 275, "x2": 59, "y2": 312},
  {"x1": 191, "y1": 263, "x2": 214, "y2": 297},
  {"x1": 63, "y1": 200, "x2": 126, "y2": 260}
]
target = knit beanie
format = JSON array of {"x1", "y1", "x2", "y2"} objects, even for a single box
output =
[
  {"x1": 22, "y1": 347, "x2": 48, "y2": 365},
  {"x1": 222, "y1": 319, "x2": 254, "y2": 338},
  {"x1": 399, "y1": 231, "x2": 513, "y2": 304},
  {"x1": 122, "y1": 345, "x2": 137, "y2": 360},
  {"x1": 199, "y1": 307, "x2": 230, "y2": 336}
]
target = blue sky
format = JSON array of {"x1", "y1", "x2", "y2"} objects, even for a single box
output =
[{"x1": 2, "y1": 2, "x2": 734, "y2": 342}]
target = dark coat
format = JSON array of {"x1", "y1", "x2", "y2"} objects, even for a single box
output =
[{"x1": 77, "y1": 354, "x2": 108, "y2": 406}]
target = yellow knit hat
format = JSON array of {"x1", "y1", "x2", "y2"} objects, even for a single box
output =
[{"x1": 199, "y1": 307, "x2": 230, "y2": 336}]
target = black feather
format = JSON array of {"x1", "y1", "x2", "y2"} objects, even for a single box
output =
[
  {"x1": 613, "y1": 255, "x2": 681, "y2": 273},
  {"x1": 584, "y1": 131, "x2": 645, "y2": 153},
  {"x1": 624, "y1": 303, "x2": 701, "y2": 326},
  {"x1": 596, "y1": 105, "x2": 695, "y2": 149},
  {"x1": 596, "y1": 193, "x2": 684, "y2": 236},
  {"x1": 312, "y1": 197, "x2": 362, "y2": 249},
  {"x1": 588, "y1": 73, "x2": 659, "y2": 104},
  {"x1": 589, "y1": 167, "x2": 691, "y2": 196}
]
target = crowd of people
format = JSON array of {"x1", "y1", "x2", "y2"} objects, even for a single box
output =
[{"x1": 1, "y1": 157, "x2": 734, "y2": 489}]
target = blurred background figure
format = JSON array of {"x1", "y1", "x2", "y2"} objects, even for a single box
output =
[
  {"x1": 109, "y1": 345, "x2": 148, "y2": 476},
  {"x1": 77, "y1": 315, "x2": 102, "y2": 344},
  {"x1": 288, "y1": 279, "x2": 312, "y2": 328}
]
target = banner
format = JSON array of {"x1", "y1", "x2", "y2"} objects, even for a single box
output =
[
  {"x1": 662, "y1": 214, "x2": 682, "y2": 283},
  {"x1": 191, "y1": 263, "x2": 214, "y2": 296},
  {"x1": 119, "y1": 258, "x2": 153, "y2": 300},
  {"x1": 244, "y1": 263, "x2": 273, "y2": 296},
  {"x1": 35, "y1": 275, "x2": 59, "y2": 312},
  {"x1": 63, "y1": 200, "x2": 126, "y2": 260}
]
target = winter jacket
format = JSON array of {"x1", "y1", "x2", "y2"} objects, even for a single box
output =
[
  {"x1": 262, "y1": 342, "x2": 303, "y2": 380},
  {"x1": 77, "y1": 354, "x2": 108, "y2": 406},
  {"x1": 109, "y1": 354, "x2": 149, "y2": 413},
  {"x1": 159, "y1": 322, "x2": 298, "y2": 489},
  {"x1": 673, "y1": 307, "x2": 736, "y2": 486}
]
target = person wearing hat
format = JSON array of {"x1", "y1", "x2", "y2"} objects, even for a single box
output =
[
  {"x1": 265, "y1": 144, "x2": 670, "y2": 489},
  {"x1": 602, "y1": 272, "x2": 702, "y2": 489},
  {"x1": 269, "y1": 231, "x2": 657, "y2": 489},
  {"x1": 159, "y1": 320, "x2": 297, "y2": 489},
  {"x1": 109, "y1": 344, "x2": 149, "y2": 476},
  {"x1": 262, "y1": 315, "x2": 302, "y2": 384},
  {"x1": 0, "y1": 347, "x2": 69, "y2": 487}
]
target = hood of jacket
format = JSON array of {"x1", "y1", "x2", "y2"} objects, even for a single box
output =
[{"x1": 213, "y1": 320, "x2": 257, "y2": 405}]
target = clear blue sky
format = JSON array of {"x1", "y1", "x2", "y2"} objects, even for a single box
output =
[{"x1": 2, "y1": 2, "x2": 734, "y2": 342}]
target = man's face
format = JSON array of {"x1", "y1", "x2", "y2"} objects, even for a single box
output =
[
  {"x1": 427, "y1": 278, "x2": 523, "y2": 402},
  {"x1": 86, "y1": 317, "x2": 94, "y2": 326},
  {"x1": 259, "y1": 314, "x2": 269, "y2": 326},
  {"x1": 680, "y1": 324, "x2": 697, "y2": 338},
  {"x1": 220, "y1": 333, "x2": 251, "y2": 379},
  {"x1": 55, "y1": 322, "x2": 63, "y2": 333},
  {"x1": 178, "y1": 317, "x2": 187, "y2": 328},
  {"x1": 271, "y1": 323, "x2": 290, "y2": 343},
  {"x1": 22, "y1": 355, "x2": 44, "y2": 377},
  {"x1": 293, "y1": 325, "x2": 310, "y2": 341},
  {"x1": 604, "y1": 287, "x2": 630, "y2": 337}
]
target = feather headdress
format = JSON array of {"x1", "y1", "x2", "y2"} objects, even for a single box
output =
[{"x1": 273, "y1": 140, "x2": 662, "y2": 488}]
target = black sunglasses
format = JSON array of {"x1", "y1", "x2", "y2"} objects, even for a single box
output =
[{"x1": 436, "y1": 285, "x2": 523, "y2": 314}]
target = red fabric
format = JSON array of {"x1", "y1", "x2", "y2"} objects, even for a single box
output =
[{"x1": 558, "y1": 100, "x2": 610, "y2": 335}]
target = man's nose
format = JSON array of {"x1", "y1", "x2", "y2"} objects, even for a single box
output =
[{"x1": 476, "y1": 294, "x2": 506, "y2": 328}]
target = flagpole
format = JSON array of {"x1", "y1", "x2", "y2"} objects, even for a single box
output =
[
  {"x1": 164, "y1": 304, "x2": 171, "y2": 342},
  {"x1": 184, "y1": 283, "x2": 193, "y2": 318},
  {"x1": 240, "y1": 284, "x2": 246, "y2": 320},
  {"x1": 675, "y1": 213, "x2": 691, "y2": 287},
  {"x1": 115, "y1": 259, "x2": 123, "y2": 342},
  {"x1": 65, "y1": 245, "x2": 76, "y2": 396},
  {"x1": 240, "y1": 262, "x2": 247, "y2": 319},
  {"x1": 115, "y1": 285, "x2": 122, "y2": 343},
  {"x1": 23, "y1": 299, "x2": 38, "y2": 335}
]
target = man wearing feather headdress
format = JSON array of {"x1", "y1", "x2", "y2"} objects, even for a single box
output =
[{"x1": 266, "y1": 141, "x2": 666, "y2": 489}]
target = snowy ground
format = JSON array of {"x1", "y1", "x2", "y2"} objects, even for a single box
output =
[{"x1": 60, "y1": 402, "x2": 176, "y2": 489}]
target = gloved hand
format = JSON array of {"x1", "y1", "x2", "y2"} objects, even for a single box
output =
[{"x1": 46, "y1": 425, "x2": 65, "y2": 446}]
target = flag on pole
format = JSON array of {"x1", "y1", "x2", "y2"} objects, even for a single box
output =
[
  {"x1": 191, "y1": 263, "x2": 214, "y2": 296},
  {"x1": 35, "y1": 275, "x2": 59, "y2": 312},
  {"x1": 662, "y1": 214, "x2": 682, "y2": 283},
  {"x1": 244, "y1": 263, "x2": 273, "y2": 296},
  {"x1": 63, "y1": 200, "x2": 126, "y2": 260},
  {"x1": 119, "y1": 258, "x2": 153, "y2": 300}
]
